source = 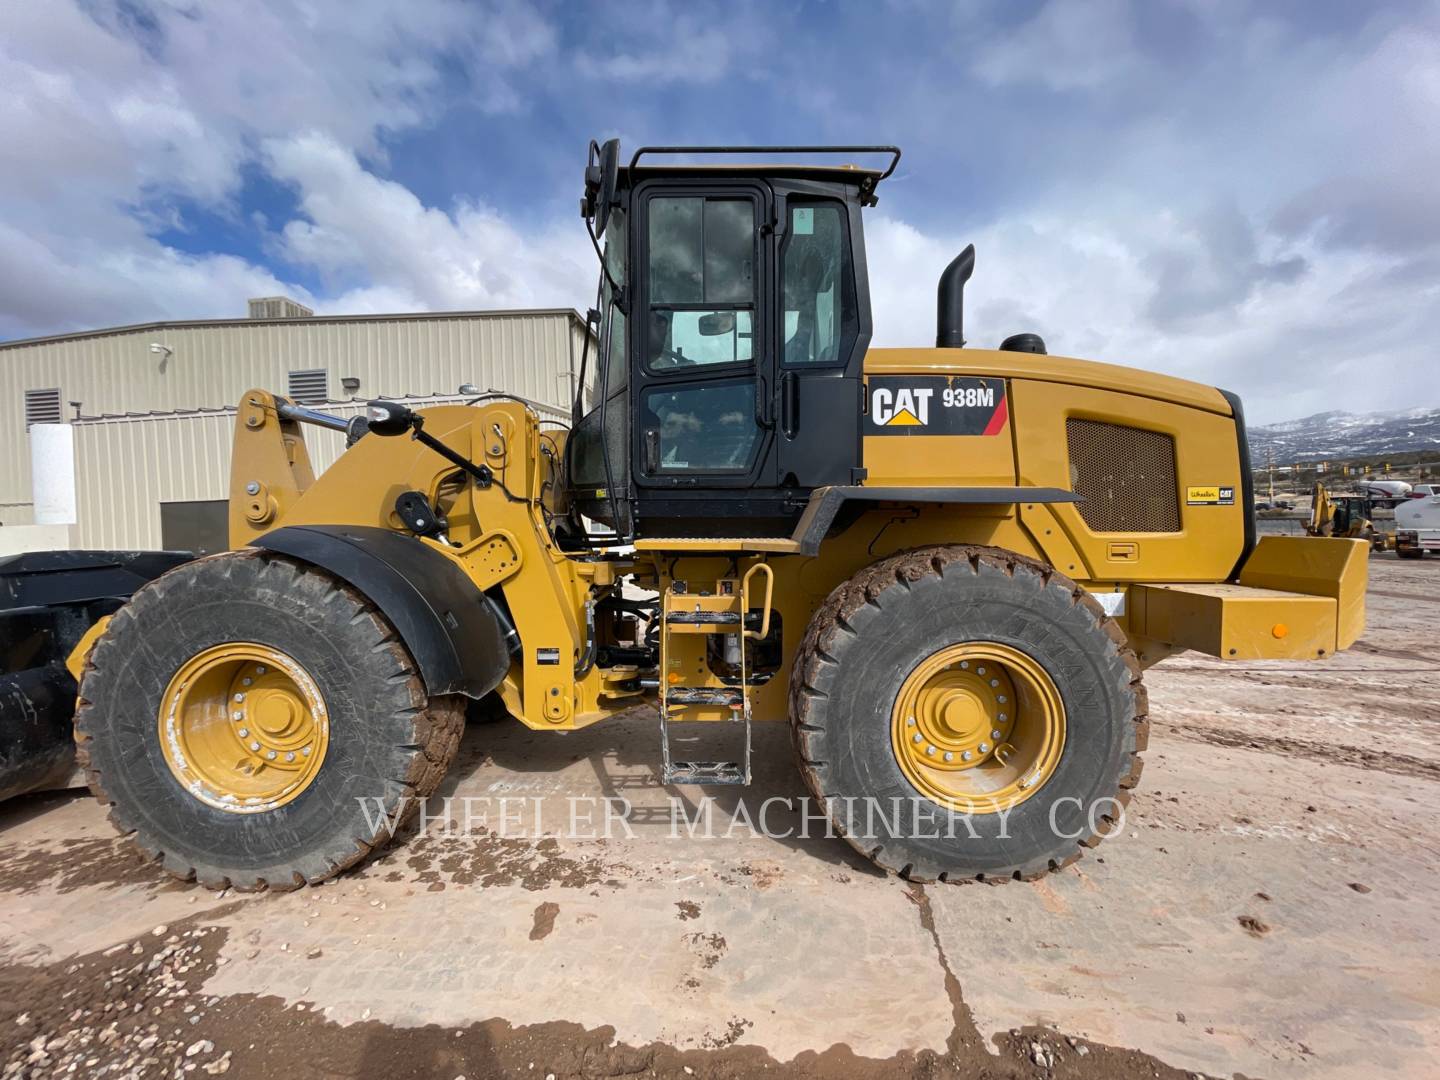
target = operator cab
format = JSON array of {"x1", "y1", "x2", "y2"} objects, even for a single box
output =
[{"x1": 566, "y1": 141, "x2": 899, "y2": 541}]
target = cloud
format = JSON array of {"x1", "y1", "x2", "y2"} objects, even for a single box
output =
[
  {"x1": 2, "y1": 0, "x2": 1437, "y2": 426},
  {"x1": 1142, "y1": 201, "x2": 1308, "y2": 328},
  {"x1": 968, "y1": 0, "x2": 1143, "y2": 92},
  {"x1": 0, "y1": 0, "x2": 560, "y2": 338},
  {"x1": 866, "y1": 203, "x2": 1438, "y2": 425},
  {"x1": 574, "y1": 3, "x2": 746, "y2": 85},
  {"x1": 264, "y1": 132, "x2": 593, "y2": 312}
]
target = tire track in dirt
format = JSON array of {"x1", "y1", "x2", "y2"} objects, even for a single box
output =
[
  {"x1": 1164, "y1": 722, "x2": 1440, "y2": 782},
  {"x1": 1368, "y1": 588, "x2": 1440, "y2": 604}
]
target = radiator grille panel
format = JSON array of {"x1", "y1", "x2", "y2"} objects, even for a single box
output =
[{"x1": 1067, "y1": 419, "x2": 1180, "y2": 533}]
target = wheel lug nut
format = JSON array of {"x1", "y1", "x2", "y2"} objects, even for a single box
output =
[
  {"x1": 266, "y1": 750, "x2": 277, "y2": 760},
  {"x1": 249, "y1": 741, "x2": 261, "y2": 752},
  {"x1": 285, "y1": 752, "x2": 296, "y2": 762},
  {"x1": 998, "y1": 713, "x2": 1008, "y2": 722},
  {"x1": 997, "y1": 695, "x2": 1007, "y2": 704},
  {"x1": 943, "y1": 751, "x2": 954, "y2": 762},
  {"x1": 962, "y1": 750, "x2": 973, "y2": 761},
  {"x1": 255, "y1": 666, "x2": 266, "y2": 675},
  {"x1": 301, "y1": 746, "x2": 311, "y2": 756},
  {"x1": 913, "y1": 733, "x2": 923, "y2": 743},
  {"x1": 242, "y1": 677, "x2": 253, "y2": 686},
  {"x1": 977, "y1": 666, "x2": 986, "y2": 676},
  {"x1": 233, "y1": 693, "x2": 245, "y2": 703},
  {"x1": 979, "y1": 742, "x2": 990, "y2": 753},
  {"x1": 925, "y1": 745, "x2": 936, "y2": 756},
  {"x1": 991, "y1": 728, "x2": 1002, "y2": 739},
  {"x1": 238, "y1": 727, "x2": 249, "y2": 738},
  {"x1": 960, "y1": 661, "x2": 969, "y2": 669},
  {"x1": 232, "y1": 711, "x2": 243, "y2": 721},
  {"x1": 906, "y1": 716, "x2": 916, "y2": 726},
  {"x1": 989, "y1": 678, "x2": 999, "y2": 687}
]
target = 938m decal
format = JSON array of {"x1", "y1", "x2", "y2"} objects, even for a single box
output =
[{"x1": 863, "y1": 376, "x2": 1008, "y2": 436}]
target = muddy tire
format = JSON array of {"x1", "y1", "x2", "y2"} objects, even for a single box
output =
[
  {"x1": 74, "y1": 550, "x2": 465, "y2": 890},
  {"x1": 790, "y1": 545, "x2": 1147, "y2": 882}
]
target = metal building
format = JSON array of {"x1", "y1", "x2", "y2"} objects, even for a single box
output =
[{"x1": 2, "y1": 304, "x2": 587, "y2": 550}]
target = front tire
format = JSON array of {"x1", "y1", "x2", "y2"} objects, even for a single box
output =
[
  {"x1": 75, "y1": 550, "x2": 464, "y2": 890},
  {"x1": 790, "y1": 545, "x2": 1147, "y2": 882}
]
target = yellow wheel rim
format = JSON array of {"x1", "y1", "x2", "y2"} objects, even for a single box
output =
[
  {"x1": 891, "y1": 642, "x2": 1065, "y2": 815},
  {"x1": 158, "y1": 643, "x2": 329, "y2": 813}
]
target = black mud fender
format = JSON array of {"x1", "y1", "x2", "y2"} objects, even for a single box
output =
[{"x1": 250, "y1": 525, "x2": 508, "y2": 699}]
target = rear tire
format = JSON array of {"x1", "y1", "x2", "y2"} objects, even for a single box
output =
[
  {"x1": 74, "y1": 550, "x2": 464, "y2": 890},
  {"x1": 790, "y1": 545, "x2": 1147, "y2": 882}
]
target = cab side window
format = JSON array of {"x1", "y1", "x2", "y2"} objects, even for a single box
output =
[{"x1": 782, "y1": 203, "x2": 853, "y2": 366}]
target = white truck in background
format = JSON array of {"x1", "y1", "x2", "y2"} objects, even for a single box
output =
[
  {"x1": 1359, "y1": 479, "x2": 1413, "y2": 508},
  {"x1": 1396, "y1": 495, "x2": 1440, "y2": 559}
]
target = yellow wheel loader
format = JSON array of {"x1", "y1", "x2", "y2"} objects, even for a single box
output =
[{"x1": 69, "y1": 142, "x2": 1368, "y2": 888}]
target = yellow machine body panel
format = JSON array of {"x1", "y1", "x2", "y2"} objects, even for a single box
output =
[
  {"x1": 229, "y1": 390, "x2": 639, "y2": 732},
  {"x1": 864, "y1": 348, "x2": 1232, "y2": 413},
  {"x1": 860, "y1": 349, "x2": 1246, "y2": 583},
  {"x1": 1126, "y1": 537, "x2": 1366, "y2": 661},
  {"x1": 1130, "y1": 584, "x2": 1334, "y2": 660}
]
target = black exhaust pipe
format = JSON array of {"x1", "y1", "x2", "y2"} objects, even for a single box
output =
[{"x1": 936, "y1": 244, "x2": 975, "y2": 348}]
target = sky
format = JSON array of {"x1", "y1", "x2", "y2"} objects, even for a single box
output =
[{"x1": 3, "y1": 0, "x2": 1438, "y2": 425}]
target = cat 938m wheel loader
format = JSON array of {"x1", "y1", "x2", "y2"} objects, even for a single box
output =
[{"x1": 70, "y1": 143, "x2": 1369, "y2": 889}]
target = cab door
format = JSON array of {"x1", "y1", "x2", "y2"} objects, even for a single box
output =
[{"x1": 632, "y1": 183, "x2": 774, "y2": 500}]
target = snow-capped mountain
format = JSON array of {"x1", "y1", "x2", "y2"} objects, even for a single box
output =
[{"x1": 1249, "y1": 408, "x2": 1440, "y2": 464}]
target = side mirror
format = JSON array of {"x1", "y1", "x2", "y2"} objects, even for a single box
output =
[
  {"x1": 365, "y1": 400, "x2": 416, "y2": 437},
  {"x1": 697, "y1": 311, "x2": 736, "y2": 336},
  {"x1": 585, "y1": 138, "x2": 621, "y2": 237}
]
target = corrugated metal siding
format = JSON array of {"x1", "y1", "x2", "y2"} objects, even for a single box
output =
[
  {"x1": 72, "y1": 412, "x2": 235, "y2": 550},
  {"x1": 2, "y1": 310, "x2": 583, "y2": 513},
  {"x1": 69, "y1": 393, "x2": 569, "y2": 550}
]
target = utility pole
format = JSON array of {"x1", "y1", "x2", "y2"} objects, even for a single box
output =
[{"x1": 1266, "y1": 446, "x2": 1275, "y2": 502}]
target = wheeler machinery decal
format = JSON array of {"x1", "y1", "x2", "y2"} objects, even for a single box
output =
[{"x1": 1186, "y1": 485, "x2": 1236, "y2": 505}]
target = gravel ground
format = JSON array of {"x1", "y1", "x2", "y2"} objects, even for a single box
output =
[{"x1": 1, "y1": 552, "x2": 1437, "y2": 1079}]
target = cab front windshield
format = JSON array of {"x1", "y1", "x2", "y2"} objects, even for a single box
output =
[{"x1": 569, "y1": 208, "x2": 627, "y2": 493}]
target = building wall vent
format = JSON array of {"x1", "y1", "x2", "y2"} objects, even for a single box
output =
[
  {"x1": 25, "y1": 387, "x2": 63, "y2": 429},
  {"x1": 248, "y1": 296, "x2": 314, "y2": 320},
  {"x1": 287, "y1": 369, "x2": 329, "y2": 404}
]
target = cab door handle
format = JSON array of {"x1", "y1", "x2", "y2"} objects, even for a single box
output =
[{"x1": 781, "y1": 372, "x2": 799, "y2": 438}]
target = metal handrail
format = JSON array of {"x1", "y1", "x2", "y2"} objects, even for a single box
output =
[{"x1": 628, "y1": 144, "x2": 902, "y2": 182}]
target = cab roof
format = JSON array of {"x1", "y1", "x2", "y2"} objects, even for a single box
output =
[{"x1": 620, "y1": 145, "x2": 900, "y2": 204}]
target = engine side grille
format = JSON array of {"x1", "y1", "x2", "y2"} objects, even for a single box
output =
[{"x1": 1066, "y1": 419, "x2": 1181, "y2": 533}]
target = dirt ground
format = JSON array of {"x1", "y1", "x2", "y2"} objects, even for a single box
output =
[{"x1": 2, "y1": 552, "x2": 1438, "y2": 1079}]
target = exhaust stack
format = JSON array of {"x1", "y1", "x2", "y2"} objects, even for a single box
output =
[{"x1": 936, "y1": 244, "x2": 975, "y2": 349}]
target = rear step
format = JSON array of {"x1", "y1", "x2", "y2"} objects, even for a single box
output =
[
  {"x1": 658, "y1": 565, "x2": 773, "y2": 787},
  {"x1": 666, "y1": 685, "x2": 744, "y2": 707},
  {"x1": 665, "y1": 611, "x2": 762, "y2": 629},
  {"x1": 664, "y1": 761, "x2": 748, "y2": 785}
]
